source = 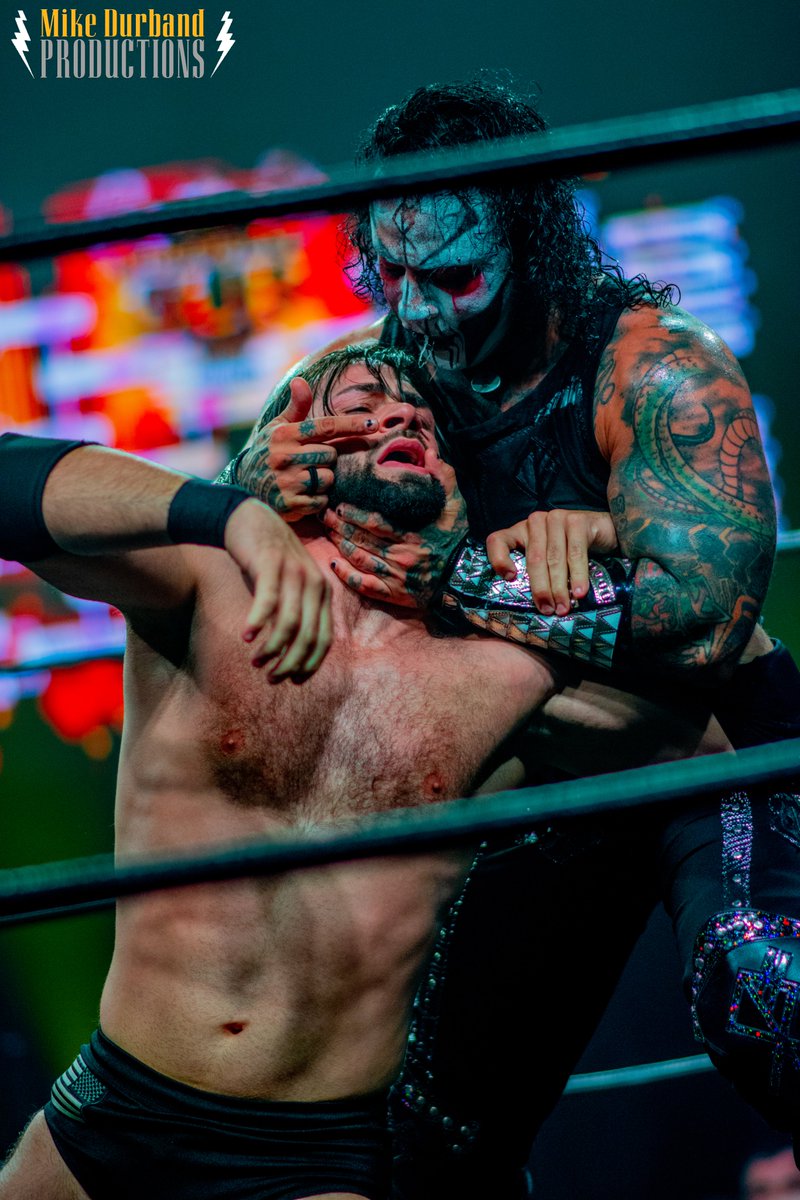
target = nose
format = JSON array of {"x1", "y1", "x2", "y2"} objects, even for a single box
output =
[
  {"x1": 397, "y1": 273, "x2": 438, "y2": 325},
  {"x1": 376, "y1": 402, "x2": 421, "y2": 434}
]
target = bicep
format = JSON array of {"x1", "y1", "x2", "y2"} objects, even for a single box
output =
[{"x1": 601, "y1": 312, "x2": 776, "y2": 584}]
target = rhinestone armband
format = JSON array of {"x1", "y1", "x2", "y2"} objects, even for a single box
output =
[{"x1": 439, "y1": 538, "x2": 634, "y2": 670}]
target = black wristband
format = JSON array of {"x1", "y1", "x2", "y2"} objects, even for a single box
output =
[
  {"x1": 167, "y1": 479, "x2": 252, "y2": 548},
  {"x1": 0, "y1": 433, "x2": 94, "y2": 562}
]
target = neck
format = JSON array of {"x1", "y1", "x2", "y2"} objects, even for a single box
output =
[
  {"x1": 425, "y1": 308, "x2": 566, "y2": 424},
  {"x1": 298, "y1": 519, "x2": 428, "y2": 639}
]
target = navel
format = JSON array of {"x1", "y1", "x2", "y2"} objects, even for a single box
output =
[{"x1": 222, "y1": 1021, "x2": 247, "y2": 1035}]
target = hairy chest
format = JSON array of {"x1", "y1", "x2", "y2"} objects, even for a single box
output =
[{"x1": 189, "y1": 611, "x2": 552, "y2": 822}]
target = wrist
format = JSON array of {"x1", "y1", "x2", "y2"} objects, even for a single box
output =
[
  {"x1": 438, "y1": 538, "x2": 634, "y2": 668},
  {"x1": 167, "y1": 480, "x2": 252, "y2": 548}
]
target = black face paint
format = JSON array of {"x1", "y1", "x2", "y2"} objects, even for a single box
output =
[{"x1": 427, "y1": 269, "x2": 516, "y2": 373}]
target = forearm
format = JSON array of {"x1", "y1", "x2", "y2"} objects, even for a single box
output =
[
  {"x1": 43, "y1": 442, "x2": 183, "y2": 554},
  {"x1": 439, "y1": 537, "x2": 769, "y2": 678},
  {"x1": 624, "y1": 553, "x2": 767, "y2": 675},
  {"x1": 0, "y1": 433, "x2": 251, "y2": 562},
  {"x1": 438, "y1": 539, "x2": 634, "y2": 671},
  {"x1": 523, "y1": 678, "x2": 729, "y2": 778}
]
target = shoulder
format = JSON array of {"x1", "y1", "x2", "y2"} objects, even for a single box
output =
[
  {"x1": 328, "y1": 315, "x2": 386, "y2": 349},
  {"x1": 608, "y1": 302, "x2": 743, "y2": 384},
  {"x1": 594, "y1": 302, "x2": 750, "y2": 457}
]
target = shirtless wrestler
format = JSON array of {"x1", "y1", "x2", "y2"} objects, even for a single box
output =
[{"x1": 0, "y1": 343, "x2": 729, "y2": 1200}]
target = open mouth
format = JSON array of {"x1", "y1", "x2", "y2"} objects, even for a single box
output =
[{"x1": 376, "y1": 438, "x2": 427, "y2": 469}]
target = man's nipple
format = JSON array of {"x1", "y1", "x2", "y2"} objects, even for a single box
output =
[
  {"x1": 422, "y1": 771, "x2": 446, "y2": 801},
  {"x1": 220, "y1": 729, "x2": 245, "y2": 755},
  {"x1": 222, "y1": 1021, "x2": 247, "y2": 1035}
]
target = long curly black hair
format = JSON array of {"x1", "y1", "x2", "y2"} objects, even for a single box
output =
[{"x1": 344, "y1": 76, "x2": 674, "y2": 342}]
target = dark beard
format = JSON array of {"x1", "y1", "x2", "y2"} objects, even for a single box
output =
[{"x1": 329, "y1": 462, "x2": 447, "y2": 532}]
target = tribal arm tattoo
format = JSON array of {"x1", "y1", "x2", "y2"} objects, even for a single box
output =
[
  {"x1": 436, "y1": 308, "x2": 775, "y2": 679},
  {"x1": 597, "y1": 307, "x2": 776, "y2": 677}
]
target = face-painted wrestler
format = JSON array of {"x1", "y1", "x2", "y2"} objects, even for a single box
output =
[
  {"x1": 369, "y1": 191, "x2": 515, "y2": 377},
  {"x1": 0, "y1": 345, "x2": 729, "y2": 1200},
  {"x1": 222, "y1": 81, "x2": 800, "y2": 1198}
]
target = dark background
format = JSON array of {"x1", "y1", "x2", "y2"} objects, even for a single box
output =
[{"x1": 1, "y1": 1, "x2": 799, "y2": 1194}]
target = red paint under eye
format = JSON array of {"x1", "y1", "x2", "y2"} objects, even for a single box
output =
[{"x1": 430, "y1": 267, "x2": 483, "y2": 296}]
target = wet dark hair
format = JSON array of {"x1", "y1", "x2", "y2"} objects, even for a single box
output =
[
  {"x1": 344, "y1": 75, "x2": 675, "y2": 341},
  {"x1": 256, "y1": 342, "x2": 432, "y2": 430}
]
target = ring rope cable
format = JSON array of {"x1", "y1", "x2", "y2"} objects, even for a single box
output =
[
  {"x1": 0, "y1": 736, "x2": 798, "y2": 925},
  {"x1": 564, "y1": 1053, "x2": 715, "y2": 1094},
  {"x1": 0, "y1": 89, "x2": 798, "y2": 262}
]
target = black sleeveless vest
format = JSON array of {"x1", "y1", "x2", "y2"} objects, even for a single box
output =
[{"x1": 380, "y1": 295, "x2": 626, "y2": 540}]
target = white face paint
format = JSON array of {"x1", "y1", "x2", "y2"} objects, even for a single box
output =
[{"x1": 369, "y1": 193, "x2": 512, "y2": 371}]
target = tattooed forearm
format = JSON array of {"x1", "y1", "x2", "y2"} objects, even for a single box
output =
[{"x1": 624, "y1": 549, "x2": 767, "y2": 673}]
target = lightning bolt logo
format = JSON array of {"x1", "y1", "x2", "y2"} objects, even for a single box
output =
[
  {"x1": 212, "y1": 10, "x2": 234, "y2": 76},
  {"x1": 11, "y1": 9, "x2": 33, "y2": 77}
]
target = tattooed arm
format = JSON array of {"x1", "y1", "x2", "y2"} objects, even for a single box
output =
[{"x1": 593, "y1": 304, "x2": 776, "y2": 677}]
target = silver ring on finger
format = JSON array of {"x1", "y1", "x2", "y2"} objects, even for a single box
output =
[{"x1": 306, "y1": 466, "x2": 320, "y2": 494}]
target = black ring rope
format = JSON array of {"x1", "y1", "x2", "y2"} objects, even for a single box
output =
[
  {"x1": 0, "y1": 89, "x2": 798, "y2": 262},
  {"x1": 564, "y1": 1053, "x2": 714, "y2": 1094},
  {"x1": 1, "y1": 735, "x2": 798, "y2": 927}
]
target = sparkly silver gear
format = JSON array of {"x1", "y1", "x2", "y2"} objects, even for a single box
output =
[{"x1": 441, "y1": 538, "x2": 633, "y2": 670}]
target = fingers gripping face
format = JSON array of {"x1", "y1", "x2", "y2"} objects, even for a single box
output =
[
  {"x1": 311, "y1": 362, "x2": 469, "y2": 608},
  {"x1": 319, "y1": 362, "x2": 453, "y2": 530},
  {"x1": 226, "y1": 359, "x2": 454, "y2": 676},
  {"x1": 237, "y1": 376, "x2": 376, "y2": 521}
]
